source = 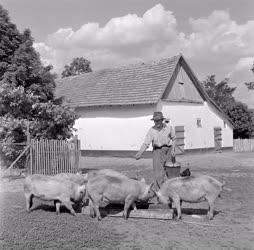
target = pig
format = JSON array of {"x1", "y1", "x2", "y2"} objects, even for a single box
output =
[
  {"x1": 83, "y1": 169, "x2": 140, "y2": 210},
  {"x1": 24, "y1": 174, "x2": 86, "y2": 216},
  {"x1": 54, "y1": 172, "x2": 88, "y2": 185},
  {"x1": 86, "y1": 173, "x2": 155, "y2": 220},
  {"x1": 53, "y1": 172, "x2": 89, "y2": 209},
  {"x1": 155, "y1": 175, "x2": 230, "y2": 220}
]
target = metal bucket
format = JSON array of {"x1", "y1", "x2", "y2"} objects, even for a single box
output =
[{"x1": 164, "y1": 161, "x2": 181, "y2": 179}]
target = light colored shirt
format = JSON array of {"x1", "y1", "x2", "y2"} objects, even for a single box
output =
[{"x1": 139, "y1": 124, "x2": 176, "y2": 152}]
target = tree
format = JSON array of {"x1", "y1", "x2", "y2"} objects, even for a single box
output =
[
  {"x1": 202, "y1": 75, "x2": 236, "y2": 111},
  {"x1": 244, "y1": 62, "x2": 254, "y2": 90},
  {"x1": 202, "y1": 75, "x2": 254, "y2": 138},
  {"x1": 227, "y1": 102, "x2": 254, "y2": 138},
  {"x1": 61, "y1": 57, "x2": 92, "y2": 78},
  {"x1": 0, "y1": 5, "x2": 78, "y2": 167}
]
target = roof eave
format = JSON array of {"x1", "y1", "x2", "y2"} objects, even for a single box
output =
[{"x1": 73, "y1": 102, "x2": 158, "y2": 109}]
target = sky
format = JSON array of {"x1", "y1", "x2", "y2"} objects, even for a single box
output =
[{"x1": 1, "y1": 0, "x2": 254, "y2": 108}]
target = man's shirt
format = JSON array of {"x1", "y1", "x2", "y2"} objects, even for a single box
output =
[{"x1": 141, "y1": 124, "x2": 176, "y2": 150}]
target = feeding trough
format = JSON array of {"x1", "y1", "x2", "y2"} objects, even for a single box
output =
[
  {"x1": 107, "y1": 208, "x2": 173, "y2": 220},
  {"x1": 82, "y1": 204, "x2": 173, "y2": 220}
]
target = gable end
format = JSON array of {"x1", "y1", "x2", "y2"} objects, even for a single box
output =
[{"x1": 161, "y1": 58, "x2": 204, "y2": 104}]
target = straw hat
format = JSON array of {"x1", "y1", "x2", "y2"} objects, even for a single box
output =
[{"x1": 151, "y1": 111, "x2": 165, "y2": 121}]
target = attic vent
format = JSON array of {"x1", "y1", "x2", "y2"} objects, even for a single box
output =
[
  {"x1": 178, "y1": 81, "x2": 184, "y2": 85},
  {"x1": 197, "y1": 118, "x2": 202, "y2": 128}
]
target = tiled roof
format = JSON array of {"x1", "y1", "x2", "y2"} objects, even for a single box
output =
[{"x1": 55, "y1": 55, "x2": 180, "y2": 107}]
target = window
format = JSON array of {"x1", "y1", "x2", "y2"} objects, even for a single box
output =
[{"x1": 197, "y1": 118, "x2": 202, "y2": 128}]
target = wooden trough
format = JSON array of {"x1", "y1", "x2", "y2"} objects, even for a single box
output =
[{"x1": 82, "y1": 203, "x2": 173, "y2": 220}]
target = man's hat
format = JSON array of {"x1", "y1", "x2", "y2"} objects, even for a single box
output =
[{"x1": 151, "y1": 111, "x2": 165, "y2": 121}]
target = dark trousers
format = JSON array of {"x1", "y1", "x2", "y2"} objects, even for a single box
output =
[{"x1": 152, "y1": 146, "x2": 172, "y2": 191}]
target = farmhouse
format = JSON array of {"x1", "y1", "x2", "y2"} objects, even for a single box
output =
[{"x1": 56, "y1": 54, "x2": 233, "y2": 156}]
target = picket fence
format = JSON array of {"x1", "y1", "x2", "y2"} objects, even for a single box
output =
[
  {"x1": 29, "y1": 138, "x2": 80, "y2": 174},
  {"x1": 233, "y1": 139, "x2": 254, "y2": 152}
]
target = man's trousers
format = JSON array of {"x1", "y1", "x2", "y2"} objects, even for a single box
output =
[{"x1": 152, "y1": 146, "x2": 172, "y2": 191}]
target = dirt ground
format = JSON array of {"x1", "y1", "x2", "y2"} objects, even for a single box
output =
[{"x1": 0, "y1": 151, "x2": 254, "y2": 249}]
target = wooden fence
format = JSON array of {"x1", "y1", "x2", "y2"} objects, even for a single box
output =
[
  {"x1": 29, "y1": 139, "x2": 80, "y2": 174},
  {"x1": 233, "y1": 139, "x2": 254, "y2": 152}
]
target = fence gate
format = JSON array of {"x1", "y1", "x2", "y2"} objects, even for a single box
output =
[{"x1": 29, "y1": 139, "x2": 80, "y2": 174}]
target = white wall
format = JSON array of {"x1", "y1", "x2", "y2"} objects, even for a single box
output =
[
  {"x1": 158, "y1": 101, "x2": 233, "y2": 149},
  {"x1": 74, "y1": 102, "x2": 233, "y2": 151},
  {"x1": 74, "y1": 105, "x2": 156, "y2": 151}
]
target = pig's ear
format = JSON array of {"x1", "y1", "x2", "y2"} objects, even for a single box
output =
[{"x1": 140, "y1": 177, "x2": 146, "y2": 183}]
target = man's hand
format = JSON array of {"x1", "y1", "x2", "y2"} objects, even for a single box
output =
[{"x1": 135, "y1": 152, "x2": 142, "y2": 160}]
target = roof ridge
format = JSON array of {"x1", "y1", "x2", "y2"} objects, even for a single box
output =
[
  {"x1": 113, "y1": 55, "x2": 179, "y2": 70},
  {"x1": 56, "y1": 55, "x2": 180, "y2": 81}
]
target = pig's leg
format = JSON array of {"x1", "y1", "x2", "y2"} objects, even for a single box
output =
[
  {"x1": 88, "y1": 199, "x2": 96, "y2": 218},
  {"x1": 89, "y1": 205, "x2": 96, "y2": 218},
  {"x1": 88, "y1": 193, "x2": 102, "y2": 220},
  {"x1": 123, "y1": 196, "x2": 135, "y2": 219},
  {"x1": 172, "y1": 195, "x2": 182, "y2": 220},
  {"x1": 25, "y1": 193, "x2": 33, "y2": 212},
  {"x1": 168, "y1": 199, "x2": 181, "y2": 210},
  {"x1": 93, "y1": 201, "x2": 102, "y2": 221},
  {"x1": 206, "y1": 196, "x2": 216, "y2": 220},
  {"x1": 55, "y1": 201, "x2": 61, "y2": 215},
  {"x1": 62, "y1": 199, "x2": 76, "y2": 216}
]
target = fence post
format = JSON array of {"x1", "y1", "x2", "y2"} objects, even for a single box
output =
[
  {"x1": 30, "y1": 139, "x2": 33, "y2": 174},
  {"x1": 26, "y1": 121, "x2": 32, "y2": 174}
]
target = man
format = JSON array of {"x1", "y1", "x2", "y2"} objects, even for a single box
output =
[{"x1": 135, "y1": 111, "x2": 176, "y2": 191}]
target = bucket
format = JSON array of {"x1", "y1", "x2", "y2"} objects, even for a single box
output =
[{"x1": 164, "y1": 161, "x2": 181, "y2": 179}]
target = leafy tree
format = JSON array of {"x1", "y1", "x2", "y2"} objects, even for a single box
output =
[
  {"x1": 226, "y1": 102, "x2": 254, "y2": 138},
  {"x1": 244, "y1": 62, "x2": 254, "y2": 90},
  {"x1": 0, "y1": 5, "x2": 78, "y2": 167},
  {"x1": 61, "y1": 57, "x2": 92, "y2": 78},
  {"x1": 202, "y1": 75, "x2": 236, "y2": 111},
  {"x1": 202, "y1": 75, "x2": 254, "y2": 138}
]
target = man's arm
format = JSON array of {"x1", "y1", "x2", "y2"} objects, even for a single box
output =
[{"x1": 135, "y1": 129, "x2": 153, "y2": 160}]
